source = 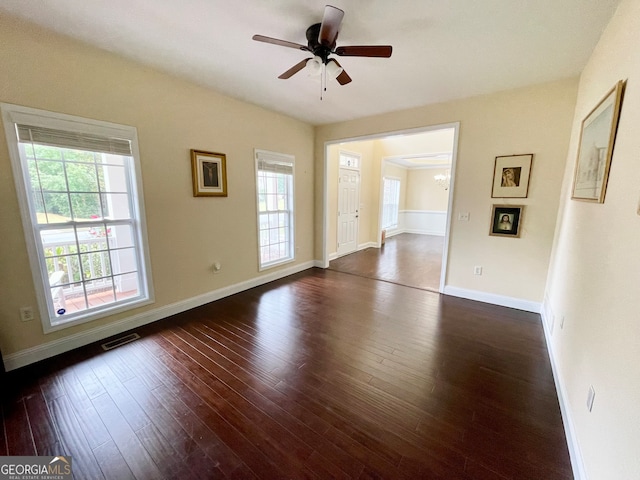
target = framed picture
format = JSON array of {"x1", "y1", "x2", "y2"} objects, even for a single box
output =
[
  {"x1": 190, "y1": 149, "x2": 227, "y2": 197},
  {"x1": 490, "y1": 205, "x2": 524, "y2": 238},
  {"x1": 491, "y1": 154, "x2": 533, "y2": 198},
  {"x1": 571, "y1": 80, "x2": 625, "y2": 203}
]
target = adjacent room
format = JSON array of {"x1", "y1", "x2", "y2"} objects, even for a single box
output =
[
  {"x1": 0, "y1": 1, "x2": 638, "y2": 479},
  {"x1": 326, "y1": 126, "x2": 455, "y2": 291}
]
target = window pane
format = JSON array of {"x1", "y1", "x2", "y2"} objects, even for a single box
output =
[
  {"x1": 101, "y1": 165, "x2": 128, "y2": 193},
  {"x1": 80, "y1": 251, "x2": 111, "y2": 279},
  {"x1": 110, "y1": 247, "x2": 138, "y2": 275},
  {"x1": 33, "y1": 144, "x2": 63, "y2": 160},
  {"x1": 107, "y1": 224, "x2": 135, "y2": 249},
  {"x1": 88, "y1": 286, "x2": 116, "y2": 308},
  {"x1": 42, "y1": 193, "x2": 72, "y2": 223},
  {"x1": 115, "y1": 272, "x2": 140, "y2": 299},
  {"x1": 66, "y1": 163, "x2": 99, "y2": 192},
  {"x1": 35, "y1": 160, "x2": 65, "y2": 191},
  {"x1": 102, "y1": 193, "x2": 131, "y2": 220},
  {"x1": 70, "y1": 193, "x2": 102, "y2": 220}
]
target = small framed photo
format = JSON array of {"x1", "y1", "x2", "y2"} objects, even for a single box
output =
[
  {"x1": 491, "y1": 154, "x2": 533, "y2": 198},
  {"x1": 490, "y1": 205, "x2": 524, "y2": 238},
  {"x1": 572, "y1": 80, "x2": 625, "y2": 203},
  {"x1": 191, "y1": 149, "x2": 227, "y2": 197}
]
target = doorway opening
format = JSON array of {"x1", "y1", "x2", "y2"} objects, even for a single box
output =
[{"x1": 323, "y1": 123, "x2": 459, "y2": 293}]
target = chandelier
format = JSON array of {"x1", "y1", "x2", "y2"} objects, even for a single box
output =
[{"x1": 434, "y1": 170, "x2": 451, "y2": 190}]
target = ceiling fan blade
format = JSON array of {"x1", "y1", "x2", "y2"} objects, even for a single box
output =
[
  {"x1": 252, "y1": 34, "x2": 309, "y2": 51},
  {"x1": 335, "y1": 45, "x2": 393, "y2": 57},
  {"x1": 329, "y1": 59, "x2": 352, "y2": 85},
  {"x1": 319, "y1": 5, "x2": 344, "y2": 47},
  {"x1": 278, "y1": 58, "x2": 312, "y2": 79}
]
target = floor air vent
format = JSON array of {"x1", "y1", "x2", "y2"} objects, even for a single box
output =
[{"x1": 101, "y1": 333, "x2": 140, "y2": 351}]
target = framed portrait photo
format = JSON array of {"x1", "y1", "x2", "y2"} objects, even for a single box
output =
[
  {"x1": 572, "y1": 80, "x2": 625, "y2": 203},
  {"x1": 490, "y1": 205, "x2": 524, "y2": 238},
  {"x1": 491, "y1": 154, "x2": 533, "y2": 198},
  {"x1": 191, "y1": 149, "x2": 228, "y2": 197}
]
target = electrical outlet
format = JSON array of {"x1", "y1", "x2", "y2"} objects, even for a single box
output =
[
  {"x1": 587, "y1": 385, "x2": 596, "y2": 412},
  {"x1": 474, "y1": 266, "x2": 482, "y2": 275},
  {"x1": 20, "y1": 306, "x2": 35, "y2": 322}
]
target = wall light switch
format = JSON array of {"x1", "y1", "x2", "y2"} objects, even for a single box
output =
[{"x1": 458, "y1": 212, "x2": 470, "y2": 222}]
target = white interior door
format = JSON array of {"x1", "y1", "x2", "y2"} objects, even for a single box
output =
[{"x1": 337, "y1": 168, "x2": 360, "y2": 256}]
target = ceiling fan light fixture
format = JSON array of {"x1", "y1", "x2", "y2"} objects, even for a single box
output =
[
  {"x1": 325, "y1": 60, "x2": 343, "y2": 79},
  {"x1": 305, "y1": 56, "x2": 323, "y2": 76}
]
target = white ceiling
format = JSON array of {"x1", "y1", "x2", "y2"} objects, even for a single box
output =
[{"x1": 0, "y1": 0, "x2": 621, "y2": 126}]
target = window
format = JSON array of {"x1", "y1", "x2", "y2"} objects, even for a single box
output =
[
  {"x1": 339, "y1": 152, "x2": 360, "y2": 169},
  {"x1": 255, "y1": 150, "x2": 295, "y2": 270},
  {"x1": 381, "y1": 177, "x2": 401, "y2": 230},
  {"x1": 1, "y1": 104, "x2": 153, "y2": 332}
]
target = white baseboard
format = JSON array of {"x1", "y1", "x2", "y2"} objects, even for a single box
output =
[
  {"x1": 329, "y1": 242, "x2": 377, "y2": 262},
  {"x1": 443, "y1": 286, "x2": 541, "y2": 313},
  {"x1": 4, "y1": 261, "x2": 316, "y2": 371},
  {"x1": 403, "y1": 228, "x2": 445, "y2": 236},
  {"x1": 540, "y1": 302, "x2": 585, "y2": 480}
]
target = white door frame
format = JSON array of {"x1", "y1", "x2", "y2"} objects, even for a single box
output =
[{"x1": 322, "y1": 122, "x2": 460, "y2": 294}]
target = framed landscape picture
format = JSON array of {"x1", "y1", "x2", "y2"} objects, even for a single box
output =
[
  {"x1": 491, "y1": 154, "x2": 533, "y2": 198},
  {"x1": 489, "y1": 204, "x2": 524, "y2": 238},
  {"x1": 191, "y1": 149, "x2": 228, "y2": 197},
  {"x1": 571, "y1": 80, "x2": 625, "y2": 203}
]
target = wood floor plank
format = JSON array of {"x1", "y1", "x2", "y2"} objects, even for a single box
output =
[
  {"x1": 122, "y1": 376, "x2": 202, "y2": 462},
  {"x1": 49, "y1": 395, "x2": 105, "y2": 480},
  {"x1": 90, "y1": 392, "x2": 163, "y2": 479},
  {"x1": 88, "y1": 355, "x2": 151, "y2": 432},
  {"x1": 2, "y1": 267, "x2": 572, "y2": 479},
  {"x1": 3, "y1": 397, "x2": 36, "y2": 456},
  {"x1": 58, "y1": 369, "x2": 112, "y2": 450},
  {"x1": 93, "y1": 440, "x2": 136, "y2": 480},
  {"x1": 24, "y1": 387, "x2": 60, "y2": 455},
  {"x1": 0, "y1": 403, "x2": 7, "y2": 456}
]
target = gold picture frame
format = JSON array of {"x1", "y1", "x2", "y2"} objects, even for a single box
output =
[
  {"x1": 489, "y1": 204, "x2": 524, "y2": 238},
  {"x1": 191, "y1": 149, "x2": 227, "y2": 197},
  {"x1": 491, "y1": 154, "x2": 533, "y2": 198},
  {"x1": 571, "y1": 80, "x2": 625, "y2": 203}
]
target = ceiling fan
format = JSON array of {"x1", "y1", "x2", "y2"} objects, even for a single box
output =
[{"x1": 252, "y1": 5, "x2": 393, "y2": 87}]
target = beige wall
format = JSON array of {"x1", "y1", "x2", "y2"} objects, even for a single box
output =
[
  {"x1": 545, "y1": 0, "x2": 640, "y2": 478},
  {"x1": 0, "y1": 16, "x2": 314, "y2": 356},
  {"x1": 316, "y1": 78, "x2": 578, "y2": 302},
  {"x1": 405, "y1": 168, "x2": 450, "y2": 211}
]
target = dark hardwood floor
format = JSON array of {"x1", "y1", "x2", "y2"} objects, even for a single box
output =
[
  {"x1": 328, "y1": 233, "x2": 444, "y2": 292},
  {"x1": 1, "y1": 268, "x2": 572, "y2": 479}
]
